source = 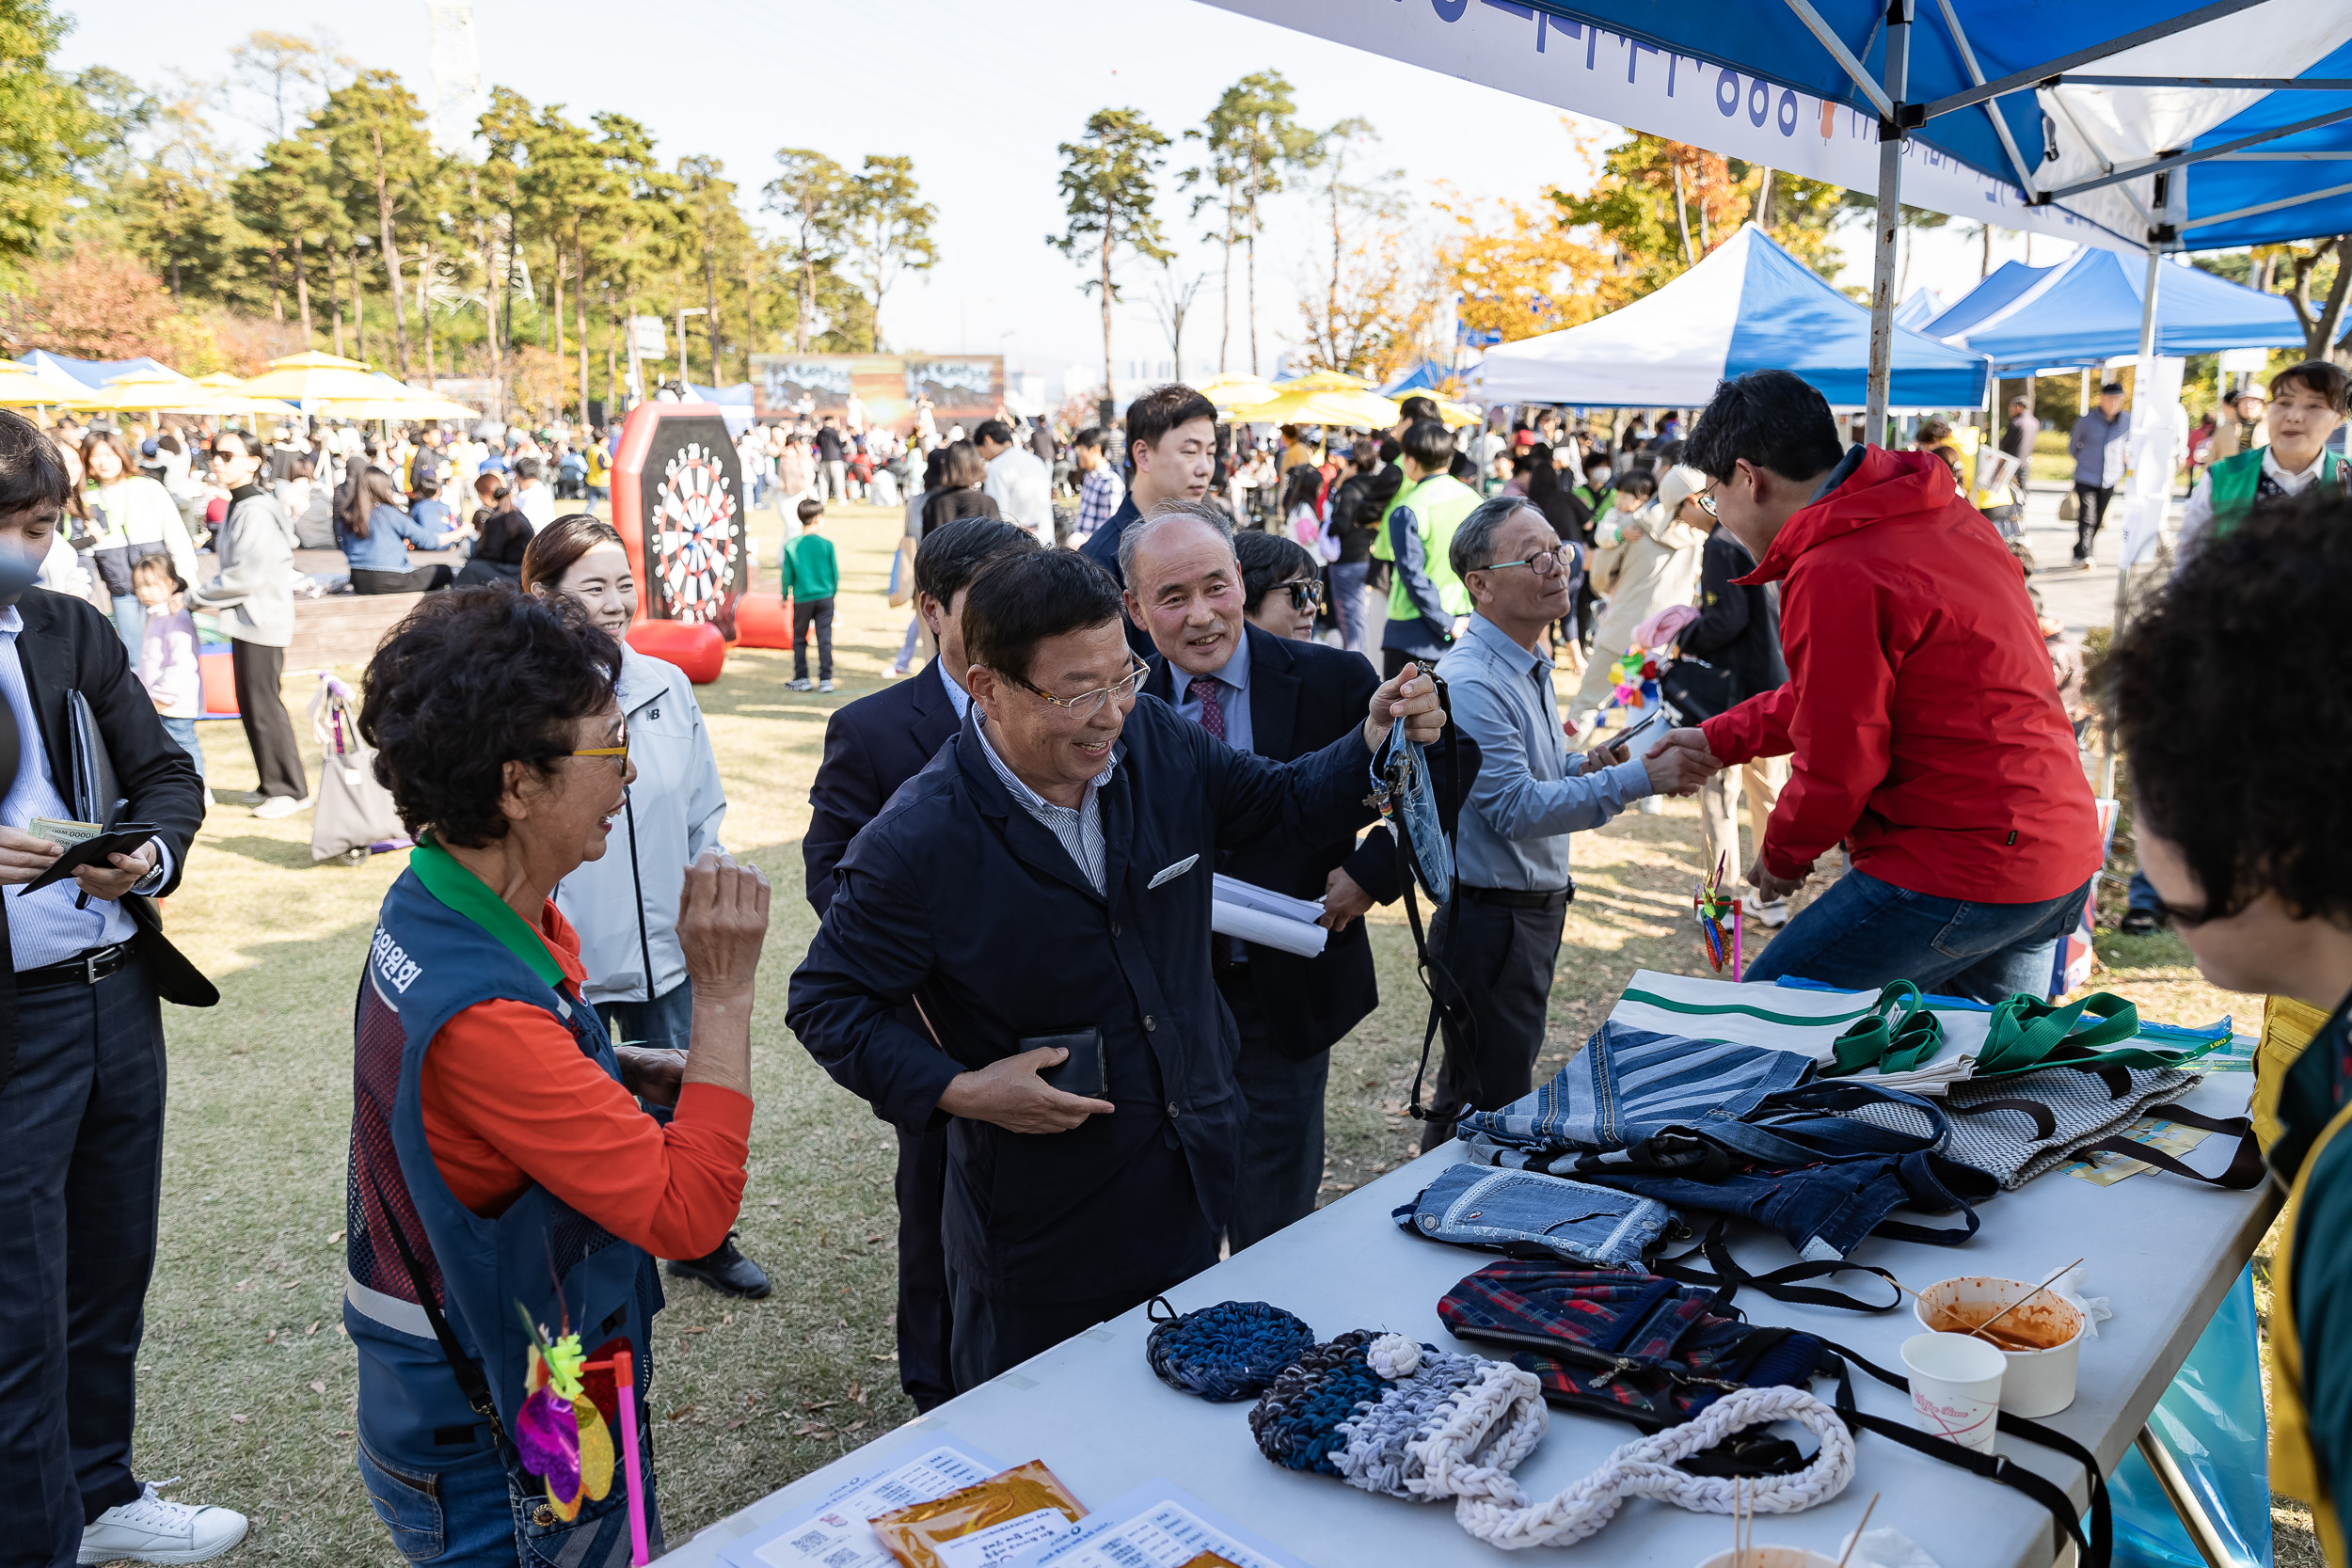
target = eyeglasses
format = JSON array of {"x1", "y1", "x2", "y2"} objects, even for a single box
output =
[
  {"x1": 568, "y1": 724, "x2": 629, "y2": 773},
  {"x1": 1696, "y1": 492, "x2": 1719, "y2": 518},
  {"x1": 1481, "y1": 546, "x2": 1570, "y2": 578},
  {"x1": 1009, "y1": 657, "x2": 1150, "y2": 719},
  {"x1": 1274, "y1": 578, "x2": 1325, "y2": 611}
]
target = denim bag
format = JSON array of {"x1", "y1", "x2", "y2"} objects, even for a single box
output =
[{"x1": 1393, "y1": 1164, "x2": 1669, "y2": 1269}]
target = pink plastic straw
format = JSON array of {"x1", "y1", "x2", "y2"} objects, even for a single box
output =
[
  {"x1": 611, "y1": 1350, "x2": 649, "y2": 1565},
  {"x1": 1732, "y1": 902, "x2": 1744, "y2": 982}
]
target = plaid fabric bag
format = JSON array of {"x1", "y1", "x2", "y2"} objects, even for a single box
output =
[{"x1": 1437, "y1": 1258, "x2": 1836, "y2": 1471}]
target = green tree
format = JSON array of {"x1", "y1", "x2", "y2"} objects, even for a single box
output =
[
  {"x1": 591, "y1": 111, "x2": 681, "y2": 393},
  {"x1": 528, "y1": 103, "x2": 609, "y2": 417},
  {"x1": 233, "y1": 135, "x2": 337, "y2": 336},
  {"x1": 0, "y1": 0, "x2": 98, "y2": 283},
  {"x1": 678, "y1": 156, "x2": 746, "y2": 383},
  {"x1": 840, "y1": 155, "x2": 935, "y2": 353},
  {"x1": 1194, "y1": 71, "x2": 1318, "y2": 374},
  {"x1": 762, "y1": 148, "x2": 850, "y2": 353},
  {"x1": 313, "y1": 71, "x2": 435, "y2": 377},
  {"x1": 225, "y1": 28, "x2": 346, "y2": 143},
  {"x1": 1050, "y1": 108, "x2": 1173, "y2": 405}
]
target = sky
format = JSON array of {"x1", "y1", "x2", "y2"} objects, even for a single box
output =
[{"x1": 56, "y1": 0, "x2": 2058, "y2": 396}]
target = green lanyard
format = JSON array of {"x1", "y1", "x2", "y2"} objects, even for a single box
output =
[
  {"x1": 1827, "y1": 981, "x2": 1947, "y2": 1076},
  {"x1": 408, "y1": 834, "x2": 566, "y2": 991}
]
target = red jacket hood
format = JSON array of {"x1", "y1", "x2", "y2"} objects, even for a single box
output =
[{"x1": 1739, "y1": 447, "x2": 1958, "y2": 585}]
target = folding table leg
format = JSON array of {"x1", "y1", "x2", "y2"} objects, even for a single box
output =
[{"x1": 2134, "y1": 1424, "x2": 2235, "y2": 1568}]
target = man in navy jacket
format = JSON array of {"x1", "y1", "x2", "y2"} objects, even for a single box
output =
[
  {"x1": 802, "y1": 516, "x2": 1040, "y2": 1411},
  {"x1": 787, "y1": 548, "x2": 1444, "y2": 1390}
]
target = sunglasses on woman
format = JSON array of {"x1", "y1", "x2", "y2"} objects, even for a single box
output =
[{"x1": 1274, "y1": 578, "x2": 1325, "y2": 611}]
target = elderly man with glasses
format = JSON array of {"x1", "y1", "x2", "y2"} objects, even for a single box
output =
[
  {"x1": 1420, "y1": 498, "x2": 1718, "y2": 1151},
  {"x1": 787, "y1": 546, "x2": 1445, "y2": 1391},
  {"x1": 1126, "y1": 501, "x2": 1475, "y2": 1252}
]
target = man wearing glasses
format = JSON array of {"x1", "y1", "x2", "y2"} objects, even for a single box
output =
[
  {"x1": 787, "y1": 548, "x2": 1445, "y2": 1390},
  {"x1": 1422, "y1": 498, "x2": 1719, "y2": 1150},
  {"x1": 1127, "y1": 501, "x2": 1467, "y2": 1250}
]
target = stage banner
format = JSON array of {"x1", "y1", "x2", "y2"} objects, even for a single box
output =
[
  {"x1": 612, "y1": 403, "x2": 748, "y2": 640},
  {"x1": 1200, "y1": 0, "x2": 2136, "y2": 254}
]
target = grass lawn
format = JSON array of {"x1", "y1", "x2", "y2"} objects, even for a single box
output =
[{"x1": 128, "y1": 498, "x2": 2305, "y2": 1561}]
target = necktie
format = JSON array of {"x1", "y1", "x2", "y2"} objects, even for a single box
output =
[
  {"x1": 1188, "y1": 675, "x2": 1226, "y2": 742},
  {"x1": 1187, "y1": 676, "x2": 1234, "y2": 967}
]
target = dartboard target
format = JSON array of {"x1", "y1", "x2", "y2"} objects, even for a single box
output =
[{"x1": 613, "y1": 408, "x2": 749, "y2": 641}]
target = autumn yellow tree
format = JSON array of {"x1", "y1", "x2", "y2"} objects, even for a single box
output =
[
  {"x1": 1295, "y1": 218, "x2": 1443, "y2": 382},
  {"x1": 1435, "y1": 185, "x2": 1613, "y2": 345},
  {"x1": 1552, "y1": 133, "x2": 1843, "y2": 294}
]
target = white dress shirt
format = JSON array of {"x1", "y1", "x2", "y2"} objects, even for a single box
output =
[{"x1": 982, "y1": 448, "x2": 1054, "y2": 540}]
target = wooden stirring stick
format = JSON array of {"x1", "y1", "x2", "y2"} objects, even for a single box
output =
[
  {"x1": 1832, "y1": 1493, "x2": 1882, "y2": 1568},
  {"x1": 1976, "y1": 1259, "x2": 2086, "y2": 1339}
]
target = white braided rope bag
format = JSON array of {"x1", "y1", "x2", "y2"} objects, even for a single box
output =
[{"x1": 1415, "y1": 1370, "x2": 1856, "y2": 1552}]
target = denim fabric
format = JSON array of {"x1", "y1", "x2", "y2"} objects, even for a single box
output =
[
  {"x1": 1457, "y1": 1021, "x2": 1813, "y2": 1159},
  {"x1": 1393, "y1": 1164, "x2": 1668, "y2": 1268},
  {"x1": 1742, "y1": 866, "x2": 2093, "y2": 1004},
  {"x1": 354, "y1": 1432, "x2": 662, "y2": 1567},
  {"x1": 158, "y1": 716, "x2": 205, "y2": 779},
  {"x1": 1576, "y1": 1147, "x2": 1993, "y2": 1262}
]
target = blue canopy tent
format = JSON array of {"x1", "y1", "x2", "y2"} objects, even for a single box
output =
[
  {"x1": 1892, "y1": 288, "x2": 1947, "y2": 329},
  {"x1": 1926, "y1": 246, "x2": 2309, "y2": 369},
  {"x1": 1380, "y1": 360, "x2": 1454, "y2": 396},
  {"x1": 1208, "y1": 0, "x2": 2352, "y2": 428},
  {"x1": 680, "y1": 381, "x2": 756, "y2": 437},
  {"x1": 1478, "y1": 224, "x2": 1991, "y2": 409},
  {"x1": 16, "y1": 352, "x2": 173, "y2": 388}
]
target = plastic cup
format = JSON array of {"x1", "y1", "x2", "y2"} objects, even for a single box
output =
[
  {"x1": 1901, "y1": 1331, "x2": 2006, "y2": 1453},
  {"x1": 1692, "y1": 1549, "x2": 1840, "y2": 1568},
  {"x1": 1914, "y1": 1275, "x2": 2086, "y2": 1418}
]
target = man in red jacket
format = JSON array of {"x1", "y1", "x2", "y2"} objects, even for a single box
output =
[{"x1": 1652, "y1": 370, "x2": 2102, "y2": 1000}]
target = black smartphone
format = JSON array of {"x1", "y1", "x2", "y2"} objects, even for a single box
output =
[{"x1": 1601, "y1": 707, "x2": 1667, "y2": 758}]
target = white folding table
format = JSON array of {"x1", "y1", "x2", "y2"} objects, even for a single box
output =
[{"x1": 663, "y1": 1071, "x2": 2271, "y2": 1567}]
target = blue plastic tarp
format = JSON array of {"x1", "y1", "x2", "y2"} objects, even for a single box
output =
[
  {"x1": 15, "y1": 352, "x2": 172, "y2": 388},
  {"x1": 1930, "y1": 248, "x2": 2307, "y2": 371}
]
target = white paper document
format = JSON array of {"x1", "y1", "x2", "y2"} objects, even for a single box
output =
[
  {"x1": 721, "y1": 1439, "x2": 1005, "y2": 1568},
  {"x1": 1009, "y1": 1482, "x2": 1315, "y2": 1568},
  {"x1": 1210, "y1": 874, "x2": 1327, "y2": 958}
]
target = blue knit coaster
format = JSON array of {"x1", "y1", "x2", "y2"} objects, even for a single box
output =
[{"x1": 1143, "y1": 1297, "x2": 1320, "y2": 1403}]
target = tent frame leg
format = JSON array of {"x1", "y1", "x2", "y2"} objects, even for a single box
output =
[
  {"x1": 2133, "y1": 1425, "x2": 2234, "y2": 1568},
  {"x1": 1865, "y1": 0, "x2": 1913, "y2": 443}
]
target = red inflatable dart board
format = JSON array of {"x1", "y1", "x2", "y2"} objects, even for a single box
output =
[{"x1": 611, "y1": 402, "x2": 748, "y2": 641}]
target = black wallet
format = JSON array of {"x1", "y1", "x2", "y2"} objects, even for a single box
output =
[
  {"x1": 22, "y1": 826, "x2": 158, "y2": 895},
  {"x1": 1028, "y1": 1027, "x2": 1107, "y2": 1101}
]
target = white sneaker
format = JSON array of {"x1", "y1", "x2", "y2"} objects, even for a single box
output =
[
  {"x1": 784, "y1": 678, "x2": 815, "y2": 692},
  {"x1": 80, "y1": 1483, "x2": 248, "y2": 1564},
  {"x1": 251, "y1": 794, "x2": 310, "y2": 820},
  {"x1": 1742, "y1": 893, "x2": 1791, "y2": 928},
  {"x1": 818, "y1": 679, "x2": 835, "y2": 692}
]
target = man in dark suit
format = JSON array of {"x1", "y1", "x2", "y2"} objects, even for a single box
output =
[
  {"x1": 1126, "y1": 499, "x2": 1430, "y2": 1246},
  {"x1": 787, "y1": 549, "x2": 1443, "y2": 1391},
  {"x1": 803, "y1": 516, "x2": 1040, "y2": 1412},
  {"x1": 1076, "y1": 384, "x2": 1218, "y2": 655},
  {"x1": 0, "y1": 410, "x2": 230, "y2": 1568}
]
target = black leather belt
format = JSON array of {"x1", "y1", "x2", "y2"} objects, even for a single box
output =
[
  {"x1": 17, "y1": 942, "x2": 133, "y2": 991},
  {"x1": 1455, "y1": 883, "x2": 1575, "y2": 911}
]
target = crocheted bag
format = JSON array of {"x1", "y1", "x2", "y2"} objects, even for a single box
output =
[{"x1": 1247, "y1": 1330, "x2": 1854, "y2": 1550}]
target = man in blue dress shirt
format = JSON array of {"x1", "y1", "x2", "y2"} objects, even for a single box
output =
[{"x1": 1422, "y1": 496, "x2": 1718, "y2": 1148}]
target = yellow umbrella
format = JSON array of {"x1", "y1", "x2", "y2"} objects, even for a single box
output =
[
  {"x1": 0, "y1": 361, "x2": 86, "y2": 408},
  {"x1": 1240, "y1": 386, "x2": 1403, "y2": 430},
  {"x1": 1196, "y1": 374, "x2": 1279, "y2": 412},
  {"x1": 1271, "y1": 369, "x2": 1378, "y2": 394},
  {"x1": 74, "y1": 367, "x2": 223, "y2": 413},
  {"x1": 1436, "y1": 398, "x2": 1484, "y2": 430},
  {"x1": 194, "y1": 371, "x2": 246, "y2": 388},
  {"x1": 328, "y1": 396, "x2": 482, "y2": 420},
  {"x1": 233, "y1": 350, "x2": 391, "y2": 405}
]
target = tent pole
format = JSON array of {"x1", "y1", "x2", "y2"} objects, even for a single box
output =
[
  {"x1": 2138, "y1": 246, "x2": 2163, "y2": 360},
  {"x1": 1867, "y1": 0, "x2": 1914, "y2": 444}
]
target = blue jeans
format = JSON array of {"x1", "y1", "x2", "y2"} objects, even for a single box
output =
[
  {"x1": 1329, "y1": 562, "x2": 1374, "y2": 657},
  {"x1": 160, "y1": 716, "x2": 205, "y2": 779},
  {"x1": 356, "y1": 1430, "x2": 663, "y2": 1566},
  {"x1": 2125, "y1": 869, "x2": 2163, "y2": 920},
  {"x1": 1744, "y1": 866, "x2": 2093, "y2": 1004},
  {"x1": 108, "y1": 595, "x2": 144, "y2": 660}
]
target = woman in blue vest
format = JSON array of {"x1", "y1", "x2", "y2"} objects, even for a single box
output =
[{"x1": 342, "y1": 587, "x2": 771, "y2": 1566}]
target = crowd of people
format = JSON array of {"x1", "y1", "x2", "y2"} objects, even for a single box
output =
[{"x1": 2, "y1": 341, "x2": 2348, "y2": 1568}]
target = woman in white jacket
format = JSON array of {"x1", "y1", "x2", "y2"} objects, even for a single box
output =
[
  {"x1": 522, "y1": 515, "x2": 772, "y2": 1302},
  {"x1": 81, "y1": 430, "x2": 203, "y2": 655},
  {"x1": 1569, "y1": 463, "x2": 1715, "y2": 731}
]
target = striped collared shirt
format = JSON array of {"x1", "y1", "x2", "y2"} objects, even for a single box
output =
[{"x1": 974, "y1": 713, "x2": 1112, "y2": 895}]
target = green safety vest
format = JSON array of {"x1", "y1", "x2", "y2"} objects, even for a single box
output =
[
  {"x1": 1372, "y1": 473, "x2": 1479, "y2": 624},
  {"x1": 2205, "y1": 445, "x2": 2344, "y2": 541}
]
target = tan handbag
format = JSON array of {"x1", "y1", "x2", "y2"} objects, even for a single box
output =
[
  {"x1": 2058, "y1": 490, "x2": 2079, "y2": 522},
  {"x1": 886, "y1": 534, "x2": 919, "y2": 609}
]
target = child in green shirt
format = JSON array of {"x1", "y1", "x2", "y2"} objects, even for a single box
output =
[{"x1": 784, "y1": 499, "x2": 838, "y2": 691}]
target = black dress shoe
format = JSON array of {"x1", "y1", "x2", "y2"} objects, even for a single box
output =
[
  {"x1": 664, "y1": 1233, "x2": 771, "y2": 1299},
  {"x1": 2118, "y1": 908, "x2": 2164, "y2": 936}
]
